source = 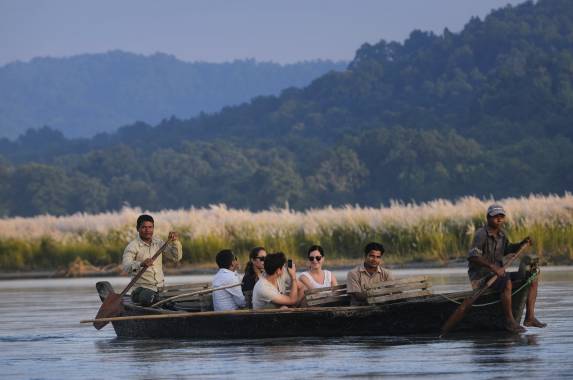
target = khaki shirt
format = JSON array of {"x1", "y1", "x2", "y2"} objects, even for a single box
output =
[
  {"x1": 346, "y1": 264, "x2": 393, "y2": 305},
  {"x1": 122, "y1": 236, "x2": 183, "y2": 291}
]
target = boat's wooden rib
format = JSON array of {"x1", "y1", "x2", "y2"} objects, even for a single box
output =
[
  {"x1": 368, "y1": 290, "x2": 433, "y2": 304},
  {"x1": 305, "y1": 284, "x2": 347, "y2": 295},
  {"x1": 366, "y1": 276, "x2": 432, "y2": 304},
  {"x1": 303, "y1": 284, "x2": 349, "y2": 307}
]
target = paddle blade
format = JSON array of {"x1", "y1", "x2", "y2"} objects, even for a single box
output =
[{"x1": 93, "y1": 292, "x2": 124, "y2": 330}]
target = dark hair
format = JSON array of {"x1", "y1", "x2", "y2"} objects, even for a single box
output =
[
  {"x1": 307, "y1": 245, "x2": 324, "y2": 257},
  {"x1": 215, "y1": 249, "x2": 235, "y2": 269},
  {"x1": 244, "y1": 247, "x2": 265, "y2": 276},
  {"x1": 364, "y1": 242, "x2": 385, "y2": 256},
  {"x1": 264, "y1": 252, "x2": 286, "y2": 275},
  {"x1": 136, "y1": 214, "x2": 154, "y2": 230}
]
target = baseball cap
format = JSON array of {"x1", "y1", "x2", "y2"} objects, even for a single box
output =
[{"x1": 487, "y1": 204, "x2": 506, "y2": 217}]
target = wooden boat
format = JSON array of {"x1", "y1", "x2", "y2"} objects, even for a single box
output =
[{"x1": 91, "y1": 266, "x2": 537, "y2": 339}]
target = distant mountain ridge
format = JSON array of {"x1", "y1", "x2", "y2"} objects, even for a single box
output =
[{"x1": 0, "y1": 51, "x2": 347, "y2": 138}]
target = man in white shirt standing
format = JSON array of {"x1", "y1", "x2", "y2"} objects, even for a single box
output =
[{"x1": 212, "y1": 250, "x2": 246, "y2": 311}]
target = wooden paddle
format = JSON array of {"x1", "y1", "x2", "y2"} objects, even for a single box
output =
[
  {"x1": 439, "y1": 242, "x2": 530, "y2": 337},
  {"x1": 93, "y1": 238, "x2": 174, "y2": 330},
  {"x1": 150, "y1": 282, "x2": 241, "y2": 308}
]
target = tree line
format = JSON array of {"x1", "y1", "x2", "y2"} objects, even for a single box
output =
[{"x1": 0, "y1": 0, "x2": 572, "y2": 217}]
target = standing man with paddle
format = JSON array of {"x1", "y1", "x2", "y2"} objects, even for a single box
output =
[
  {"x1": 467, "y1": 204, "x2": 546, "y2": 333},
  {"x1": 123, "y1": 214, "x2": 182, "y2": 306}
]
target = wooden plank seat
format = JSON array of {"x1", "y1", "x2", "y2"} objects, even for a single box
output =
[
  {"x1": 366, "y1": 276, "x2": 432, "y2": 305},
  {"x1": 304, "y1": 284, "x2": 350, "y2": 307}
]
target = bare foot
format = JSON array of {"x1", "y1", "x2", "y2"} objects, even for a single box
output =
[
  {"x1": 504, "y1": 322, "x2": 526, "y2": 333},
  {"x1": 524, "y1": 318, "x2": 547, "y2": 328}
]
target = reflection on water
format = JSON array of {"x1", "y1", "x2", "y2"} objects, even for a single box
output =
[{"x1": 0, "y1": 268, "x2": 572, "y2": 379}]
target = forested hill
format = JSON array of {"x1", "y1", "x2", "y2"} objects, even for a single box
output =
[
  {"x1": 0, "y1": 0, "x2": 572, "y2": 217},
  {"x1": 0, "y1": 51, "x2": 346, "y2": 139}
]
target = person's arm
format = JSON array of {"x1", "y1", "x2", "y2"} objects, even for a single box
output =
[
  {"x1": 225, "y1": 277, "x2": 246, "y2": 308},
  {"x1": 468, "y1": 256, "x2": 505, "y2": 277},
  {"x1": 271, "y1": 264, "x2": 299, "y2": 306},
  {"x1": 122, "y1": 242, "x2": 143, "y2": 274},
  {"x1": 467, "y1": 229, "x2": 505, "y2": 276},
  {"x1": 299, "y1": 273, "x2": 314, "y2": 290},
  {"x1": 331, "y1": 272, "x2": 338, "y2": 286},
  {"x1": 505, "y1": 236, "x2": 531, "y2": 255},
  {"x1": 163, "y1": 231, "x2": 183, "y2": 263}
]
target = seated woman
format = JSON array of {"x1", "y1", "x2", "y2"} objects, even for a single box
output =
[
  {"x1": 298, "y1": 245, "x2": 338, "y2": 290},
  {"x1": 252, "y1": 252, "x2": 302, "y2": 309},
  {"x1": 241, "y1": 247, "x2": 267, "y2": 307}
]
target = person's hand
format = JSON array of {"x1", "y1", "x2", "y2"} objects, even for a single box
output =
[
  {"x1": 520, "y1": 236, "x2": 532, "y2": 246},
  {"x1": 287, "y1": 262, "x2": 296, "y2": 279},
  {"x1": 168, "y1": 231, "x2": 178, "y2": 242},
  {"x1": 141, "y1": 258, "x2": 154, "y2": 268},
  {"x1": 491, "y1": 264, "x2": 505, "y2": 277}
]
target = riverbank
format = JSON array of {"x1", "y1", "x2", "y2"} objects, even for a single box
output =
[
  {"x1": 1, "y1": 195, "x2": 573, "y2": 273},
  {"x1": 4, "y1": 256, "x2": 570, "y2": 280}
]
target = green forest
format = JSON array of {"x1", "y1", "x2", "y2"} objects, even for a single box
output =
[{"x1": 0, "y1": 0, "x2": 572, "y2": 217}]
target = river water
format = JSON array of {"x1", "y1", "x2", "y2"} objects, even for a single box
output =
[{"x1": 1, "y1": 267, "x2": 572, "y2": 379}]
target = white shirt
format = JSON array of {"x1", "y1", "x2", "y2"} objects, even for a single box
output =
[
  {"x1": 212, "y1": 268, "x2": 246, "y2": 311},
  {"x1": 299, "y1": 270, "x2": 333, "y2": 288},
  {"x1": 252, "y1": 276, "x2": 286, "y2": 309}
]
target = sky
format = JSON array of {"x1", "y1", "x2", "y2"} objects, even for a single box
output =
[{"x1": 0, "y1": 0, "x2": 527, "y2": 66}]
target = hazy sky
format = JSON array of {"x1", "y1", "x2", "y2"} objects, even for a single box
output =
[{"x1": 0, "y1": 0, "x2": 526, "y2": 66}]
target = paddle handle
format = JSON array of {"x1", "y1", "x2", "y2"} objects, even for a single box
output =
[
  {"x1": 151, "y1": 282, "x2": 241, "y2": 308},
  {"x1": 119, "y1": 239, "x2": 173, "y2": 298},
  {"x1": 476, "y1": 241, "x2": 530, "y2": 298}
]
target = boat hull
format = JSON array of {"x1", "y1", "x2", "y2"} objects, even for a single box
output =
[{"x1": 102, "y1": 279, "x2": 531, "y2": 339}]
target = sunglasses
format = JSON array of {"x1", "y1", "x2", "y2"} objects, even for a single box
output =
[
  {"x1": 255, "y1": 256, "x2": 266, "y2": 261},
  {"x1": 308, "y1": 256, "x2": 322, "y2": 262}
]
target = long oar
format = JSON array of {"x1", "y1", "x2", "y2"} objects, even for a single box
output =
[
  {"x1": 440, "y1": 242, "x2": 530, "y2": 337},
  {"x1": 93, "y1": 238, "x2": 173, "y2": 330},
  {"x1": 151, "y1": 283, "x2": 241, "y2": 308},
  {"x1": 80, "y1": 305, "x2": 343, "y2": 325}
]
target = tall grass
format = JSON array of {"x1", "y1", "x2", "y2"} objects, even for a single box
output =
[{"x1": 1, "y1": 194, "x2": 572, "y2": 271}]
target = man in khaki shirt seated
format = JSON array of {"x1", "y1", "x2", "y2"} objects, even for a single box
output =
[
  {"x1": 346, "y1": 242, "x2": 393, "y2": 306},
  {"x1": 122, "y1": 214, "x2": 183, "y2": 306}
]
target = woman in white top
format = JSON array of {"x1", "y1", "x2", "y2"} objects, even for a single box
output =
[{"x1": 299, "y1": 245, "x2": 338, "y2": 289}]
